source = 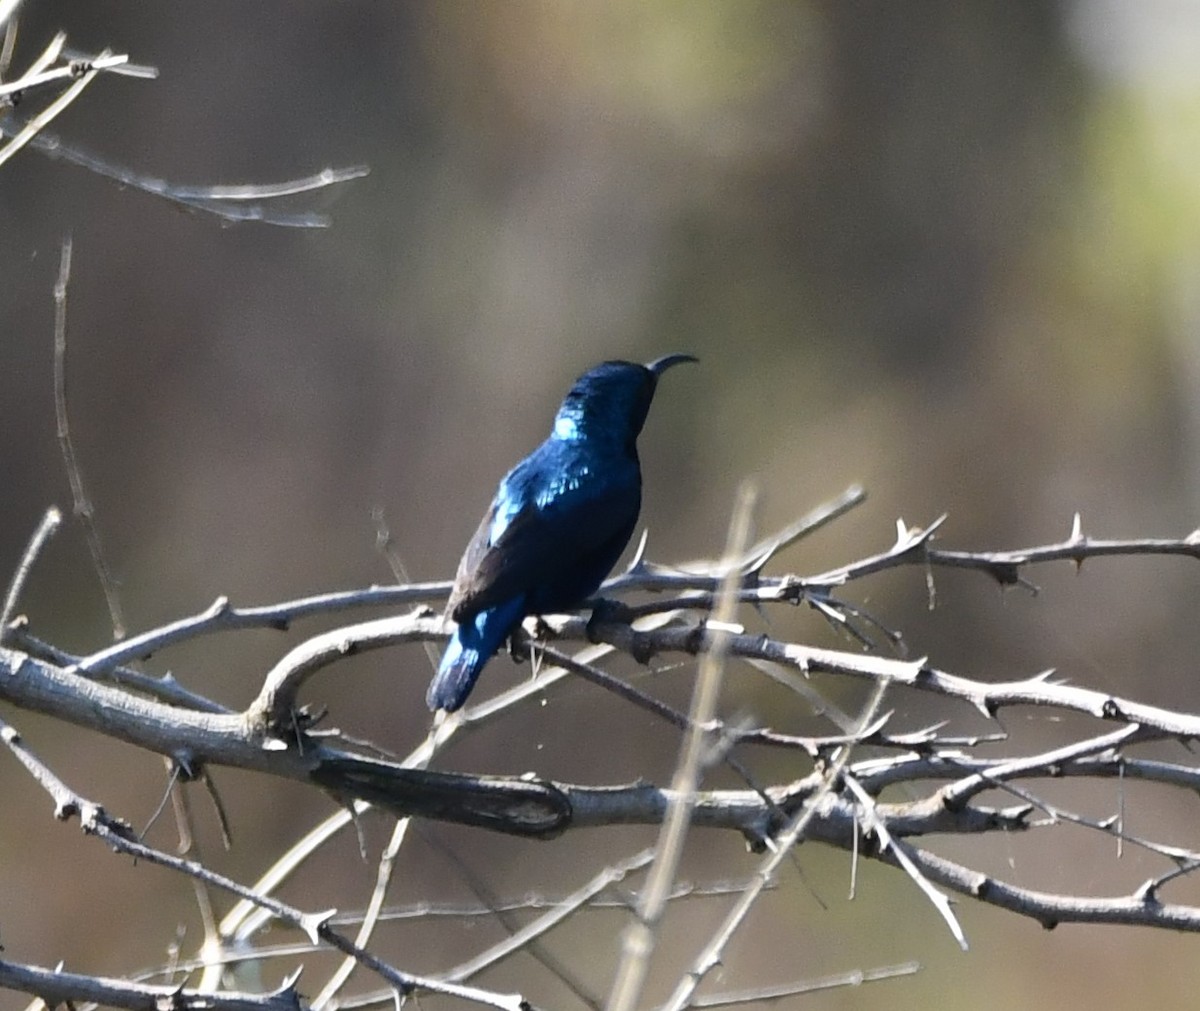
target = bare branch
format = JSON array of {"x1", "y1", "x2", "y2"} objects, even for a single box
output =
[
  {"x1": 0, "y1": 957, "x2": 304, "y2": 1011},
  {"x1": 0, "y1": 27, "x2": 364, "y2": 226},
  {"x1": 671, "y1": 961, "x2": 921, "y2": 1009},
  {"x1": 0, "y1": 713, "x2": 533, "y2": 1010},
  {"x1": 9, "y1": 468, "x2": 1200, "y2": 1011},
  {"x1": 883, "y1": 842, "x2": 1200, "y2": 932},
  {"x1": 53, "y1": 235, "x2": 128, "y2": 639},
  {"x1": 310, "y1": 815, "x2": 411, "y2": 1010},
  {"x1": 0, "y1": 51, "x2": 137, "y2": 98},
  {"x1": 925, "y1": 512, "x2": 1200, "y2": 586},
  {"x1": 0, "y1": 506, "x2": 60, "y2": 640},
  {"x1": 660, "y1": 674, "x2": 894, "y2": 1010},
  {"x1": 845, "y1": 772, "x2": 968, "y2": 950},
  {"x1": 609, "y1": 483, "x2": 757, "y2": 1011},
  {"x1": 448, "y1": 848, "x2": 655, "y2": 984},
  {"x1": 1, "y1": 121, "x2": 369, "y2": 226},
  {"x1": 8, "y1": 625, "x2": 231, "y2": 712}
]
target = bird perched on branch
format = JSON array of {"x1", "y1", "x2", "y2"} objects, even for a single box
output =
[{"x1": 427, "y1": 354, "x2": 697, "y2": 712}]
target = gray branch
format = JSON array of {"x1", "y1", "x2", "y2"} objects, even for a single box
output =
[
  {"x1": 0, "y1": 958, "x2": 303, "y2": 1011},
  {"x1": 7, "y1": 503, "x2": 1200, "y2": 949}
]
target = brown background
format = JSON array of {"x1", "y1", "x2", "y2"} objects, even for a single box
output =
[{"x1": 4, "y1": 3, "x2": 1200, "y2": 1008}]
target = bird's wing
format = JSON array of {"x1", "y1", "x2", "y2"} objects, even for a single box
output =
[{"x1": 447, "y1": 462, "x2": 638, "y2": 621}]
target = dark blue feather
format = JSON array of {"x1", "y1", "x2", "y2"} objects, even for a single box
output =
[
  {"x1": 426, "y1": 355, "x2": 695, "y2": 712},
  {"x1": 427, "y1": 596, "x2": 526, "y2": 711}
]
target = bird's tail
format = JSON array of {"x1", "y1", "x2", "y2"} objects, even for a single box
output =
[{"x1": 427, "y1": 599, "x2": 524, "y2": 712}]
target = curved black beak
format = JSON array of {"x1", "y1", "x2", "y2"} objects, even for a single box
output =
[{"x1": 645, "y1": 353, "x2": 698, "y2": 377}]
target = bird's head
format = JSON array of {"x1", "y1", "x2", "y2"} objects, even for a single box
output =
[{"x1": 553, "y1": 354, "x2": 697, "y2": 444}]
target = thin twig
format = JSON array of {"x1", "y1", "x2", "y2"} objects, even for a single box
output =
[
  {"x1": 69, "y1": 586, "x2": 449, "y2": 676},
  {"x1": 0, "y1": 506, "x2": 61, "y2": 641},
  {"x1": 845, "y1": 772, "x2": 968, "y2": 950},
  {"x1": 670, "y1": 961, "x2": 921, "y2": 1009},
  {"x1": 0, "y1": 713, "x2": 529, "y2": 1010},
  {"x1": 987, "y1": 775, "x2": 1200, "y2": 866},
  {"x1": 311, "y1": 815, "x2": 412, "y2": 1010},
  {"x1": 0, "y1": 43, "x2": 101, "y2": 168},
  {"x1": 447, "y1": 848, "x2": 656, "y2": 985},
  {"x1": 937, "y1": 723, "x2": 1144, "y2": 808},
  {"x1": 417, "y1": 823, "x2": 601, "y2": 1006},
  {"x1": 371, "y1": 506, "x2": 440, "y2": 673},
  {"x1": 8, "y1": 626, "x2": 230, "y2": 712},
  {"x1": 0, "y1": 8, "x2": 19, "y2": 80},
  {"x1": 659, "y1": 676, "x2": 894, "y2": 1011},
  {"x1": 51, "y1": 505, "x2": 1200, "y2": 686},
  {"x1": 0, "y1": 120, "x2": 368, "y2": 226},
  {"x1": 0, "y1": 51, "x2": 133, "y2": 97},
  {"x1": 204, "y1": 807, "x2": 358, "y2": 991},
  {"x1": 608, "y1": 483, "x2": 756, "y2": 1011},
  {"x1": 881, "y1": 839, "x2": 1200, "y2": 931},
  {"x1": 53, "y1": 236, "x2": 127, "y2": 638}
]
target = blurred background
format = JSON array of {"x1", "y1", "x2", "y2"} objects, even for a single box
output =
[{"x1": 5, "y1": 2, "x2": 1200, "y2": 1008}]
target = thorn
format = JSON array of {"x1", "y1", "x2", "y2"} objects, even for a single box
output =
[
  {"x1": 1134, "y1": 879, "x2": 1159, "y2": 903},
  {"x1": 350, "y1": 805, "x2": 369, "y2": 860},
  {"x1": 173, "y1": 750, "x2": 199, "y2": 780},
  {"x1": 273, "y1": 967, "x2": 305, "y2": 999},
  {"x1": 895, "y1": 720, "x2": 947, "y2": 743},
  {"x1": 856, "y1": 712, "x2": 893, "y2": 738},
  {"x1": 1069, "y1": 513, "x2": 1087, "y2": 571},
  {"x1": 298, "y1": 909, "x2": 336, "y2": 945}
]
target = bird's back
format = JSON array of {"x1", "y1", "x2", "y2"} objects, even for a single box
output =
[{"x1": 447, "y1": 434, "x2": 641, "y2": 622}]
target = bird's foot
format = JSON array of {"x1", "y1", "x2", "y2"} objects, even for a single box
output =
[
  {"x1": 587, "y1": 597, "x2": 635, "y2": 643},
  {"x1": 506, "y1": 630, "x2": 531, "y2": 664},
  {"x1": 507, "y1": 616, "x2": 553, "y2": 664}
]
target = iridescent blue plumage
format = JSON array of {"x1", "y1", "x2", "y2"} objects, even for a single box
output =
[{"x1": 427, "y1": 354, "x2": 696, "y2": 712}]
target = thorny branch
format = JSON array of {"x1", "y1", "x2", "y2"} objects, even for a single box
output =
[
  {"x1": 5, "y1": 502, "x2": 1200, "y2": 884},
  {"x1": 0, "y1": 712, "x2": 532, "y2": 1011},
  {"x1": 0, "y1": 14, "x2": 1092, "y2": 1011},
  {"x1": 0, "y1": 957, "x2": 304, "y2": 1011},
  {"x1": 8, "y1": 497, "x2": 1197, "y2": 706},
  {"x1": 8, "y1": 438, "x2": 1200, "y2": 1006}
]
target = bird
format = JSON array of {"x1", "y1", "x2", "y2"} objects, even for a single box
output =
[{"x1": 426, "y1": 354, "x2": 697, "y2": 712}]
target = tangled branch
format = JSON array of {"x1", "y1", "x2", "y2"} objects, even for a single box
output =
[{"x1": 4, "y1": 500, "x2": 1200, "y2": 961}]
